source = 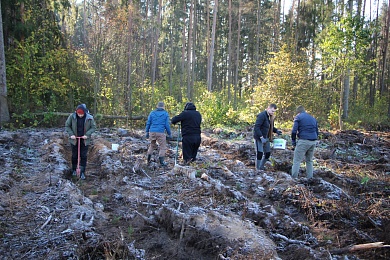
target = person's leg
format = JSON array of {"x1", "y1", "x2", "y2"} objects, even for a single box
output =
[
  {"x1": 190, "y1": 135, "x2": 201, "y2": 161},
  {"x1": 71, "y1": 144, "x2": 78, "y2": 175},
  {"x1": 80, "y1": 142, "x2": 88, "y2": 168},
  {"x1": 291, "y1": 140, "x2": 307, "y2": 178},
  {"x1": 147, "y1": 132, "x2": 158, "y2": 155},
  {"x1": 254, "y1": 139, "x2": 264, "y2": 170},
  {"x1": 156, "y1": 132, "x2": 167, "y2": 157},
  {"x1": 155, "y1": 132, "x2": 168, "y2": 166},
  {"x1": 79, "y1": 142, "x2": 88, "y2": 179},
  {"x1": 305, "y1": 141, "x2": 316, "y2": 178},
  {"x1": 259, "y1": 139, "x2": 271, "y2": 170},
  {"x1": 182, "y1": 136, "x2": 192, "y2": 163}
]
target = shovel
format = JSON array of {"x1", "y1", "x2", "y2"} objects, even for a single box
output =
[
  {"x1": 174, "y1": 124, "x2": 181, "y2": 165},
  {"x1": 75, "y1": 136, "x2": 83, "y2": 178}
]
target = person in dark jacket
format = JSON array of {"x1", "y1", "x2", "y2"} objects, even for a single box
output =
[
  {"x1": 253, "y1": 103, "x2": 282, "y2": 170},
  {"x1": 145, "y1": 101, "x2": 172, "y2": 166},
  {"x1": 291, "y1": 105, "x2": 318, "y2": 178},
  {"x1": 171, "y1": 102, "x2": 202, "y2": 164},
  {"x1": 65, "y1": 104, "x2": 96, "y2": 180}
]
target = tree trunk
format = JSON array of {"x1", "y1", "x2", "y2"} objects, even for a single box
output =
[
  {"x1": 380, "y1": 0, "x2": 390, "y2": 95},
  {"x1": 234, "y1": 0, "x2": 241, "y2": 108},
  {"x1": 254, "y1": 0, "x2": 260, "y2": 86},
  {"x1": 187, "y1": 0, "x2": 194, "y2": 99},
  {"x1": 228, "y1": 0, "x2": 232, "y2": 101},
  {"x1": 0, "y1": 1, "x2": 10, "y2": 124},
  {"x1": 342, "y1": 69, "x2": 350, "y2": 120},
  {"x1": 180, "y1": 1, "x2": 186, "y2": 100},
  {"x1": 207, "y1": 0, "x2": 218, "y2": 92},
  {"x1": 126, "y1": 1, "x2": 134, "y2": 119},
  {"x1": 151, "y1": 0, "x2": 162, "y2": 98}
]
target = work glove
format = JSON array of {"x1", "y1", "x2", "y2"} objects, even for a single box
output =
[
  {"x1": 166, "y1": 135, "x2": 171, "y2": 142},
  {"x1": 145, "y1": 133, "x2": 149, "y2": 139},
  {"x1": 276, "y1": 130, "x2": 282, "y2": 136},
  {"x1": 260, "y1": 137, "x2": 267, "y2": 144},
  {"x1": 292, "y1": 140, "x2": 296, "y2": 147}
]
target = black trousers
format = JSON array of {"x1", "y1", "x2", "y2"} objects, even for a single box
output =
[
  {"x1": 71, "y1": 139, "x2": 88, "y2": 168},
  {"x1": 182, "y1": 135, "x2": 201, "y2": 163}
]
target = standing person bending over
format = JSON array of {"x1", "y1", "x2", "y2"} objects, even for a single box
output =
[
  {"x1": 171, "y1": 102, "x2": 202, "y2": 164},
  {"x1": 291, "y1": 105, "x2": 318, "y2": 179},
  {"x1": 253, "y1": 103, "x2": 282, "y2": 170},
  {"x1": 145, "y1": 101, "x2": 172, "y2": 166},
  {"x1": 65, "y1": 104, "x2": 96, "y2": 180}
]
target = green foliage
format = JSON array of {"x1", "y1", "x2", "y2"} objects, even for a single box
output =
[
  {"x1": 328, "y1": 105, "x2": 340, "y2": 130},
  {"x1": 6, "y1": 33, "x2": 93, "y2": 120},
  {"x1": 360, "y1": 176, "x2": 370, "y2": 185},
  {"x1": 252, "y1": 45, "x2": 314, "y2": 122},
  {"x1": 195, "y1": 91, "x2": 242, "y2": 128},
  {"x1": 348, "y1": 95, "x2": 390, "y2": 130}
]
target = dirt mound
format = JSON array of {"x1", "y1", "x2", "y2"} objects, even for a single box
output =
[{"x1": 0, "y1": 128, "x2": 389, "y2": 259}]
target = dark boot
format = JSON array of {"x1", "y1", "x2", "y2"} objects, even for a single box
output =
[
  {"x1": 159, "y1": 157, "x2": 168, "y2": 167},
  {"x1": 147, "y1": 154, "x2": 152, "y2": 164},
  {"x1": 255, "y1": 160, "x2": 262, "y2": 170},
  {"x1": 258, "y1": 158, "x2": 267, "y2": 170},
  {"x1": 80, "y1": 166, "x2": 86, "y2": 180},
  {"x1": 72, "y1": 165, "x2": 77, "y2": 176}
]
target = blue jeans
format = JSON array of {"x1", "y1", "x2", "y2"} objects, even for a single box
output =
[{"x1": 291, "y1": 139, "x2": 316, "y2": 178}]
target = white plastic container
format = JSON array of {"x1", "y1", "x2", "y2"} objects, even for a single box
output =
[
  {"x1": 273, "y1": 138, "x2": 286, "y2": 150},
  {"x1": 111, "y1": 144, "x2": 119, "y2": 151}
]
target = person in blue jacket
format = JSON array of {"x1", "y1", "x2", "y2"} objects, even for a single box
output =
[
  {"x1": 253, "y1": 103, "x2": 282, "y2": 170},
  {"x1": 171, "y1": 102, "x2": 202, "y2": 164},
  {"x1": 291, "y1": 105, "x2": 319, "y2": 178},
  {"x1": 145, "y1": 101, "x2": 172, "y2": 166},
  {"x1": 65, "y1": 104, "x2": 96, "y2": 180}
]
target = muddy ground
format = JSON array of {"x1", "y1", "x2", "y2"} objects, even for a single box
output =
[{"x1": 0, "y1": 127, "x2": 389, "y2": 259}]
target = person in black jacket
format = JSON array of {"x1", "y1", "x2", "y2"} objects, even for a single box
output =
[
  {"x1": 253, "y1": 103, "x2": 282, "y2": 170},
  {"x1": 171, "y1": 102, "x2": 202, "y2": 164}
]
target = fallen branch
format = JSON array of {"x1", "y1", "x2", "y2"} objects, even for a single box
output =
[
  {"x1": 271, "y1": 233, "x2": 309, "y2": 245},
  {"x1": 330, "y1": 242, "x2": 390, "y2": 255},
  {"x1": 40, "y1": 214, "x2": 52, "y2": 230}
]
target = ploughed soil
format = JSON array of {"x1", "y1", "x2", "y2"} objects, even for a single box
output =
[{"x1": 0, "y1": 127, "x2": 389, "y2": 259}]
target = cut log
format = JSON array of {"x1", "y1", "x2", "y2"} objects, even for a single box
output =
[{"x1": 330, "y1": 242, "x2": 390, "y2": 254}]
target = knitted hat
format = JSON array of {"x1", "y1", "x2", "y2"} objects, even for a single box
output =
[
  {"x1": 76, "y1": 108, "x2": 85, "y2": 115},
  {"x1": 157, "y1": 101, "x2": 165, "y2": 108}
]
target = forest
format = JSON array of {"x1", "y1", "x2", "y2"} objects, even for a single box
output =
[
  {"x1": 0, "y1": 0, "x2": 389, "y2": 130},
  {"x1": 0, "y1": 1, "x2": 389, "y2": 259}
]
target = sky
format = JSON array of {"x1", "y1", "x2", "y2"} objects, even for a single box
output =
[{"x1": 282, "y1": 0, "x2": 385, "y2": 18}]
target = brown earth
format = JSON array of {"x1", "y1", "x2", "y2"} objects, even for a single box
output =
[{"x1": 0, "y1": 127, "x2": 389, "y2": 259}]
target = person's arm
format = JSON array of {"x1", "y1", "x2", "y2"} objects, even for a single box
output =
[
  {"x1": 145, "y1": 113, "x2": 152, "y2": 133},
  {"x1": 65, "y1": 114, "x2": 75, "y2": 136},
  {"x1": 171, "y1": 112, "x2": 184, "y2": 125},
  {"x1": 291, "y1": 115, "x2": 299, "y2": 145},
  {"x1": 254, "y1": 113, "x2": 264, "y2": 139},
  {"x1": 85, "y1": 117, "x2": 96, "y2": 137},
  {"x1": 165, "y1": 113, "x2": 172, "y2": 136}
]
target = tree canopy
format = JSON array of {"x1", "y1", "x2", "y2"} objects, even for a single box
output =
[{"x1": 1, "y1": 0, "x2": 389, "y2": 130}]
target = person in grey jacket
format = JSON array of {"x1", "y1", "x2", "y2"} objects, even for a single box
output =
[
  {"x1": 291, "y1": 105, "x2": 318, "y2": 178},
  {"x1": 65, "y1": 104, "x2": 96, "y2": 179},
  {"x1": 253, "y1": 103, "x2": 282, "y2": 170},
  {"x1": 145, "y1": 101, "x2": 172, "y2": 166}
]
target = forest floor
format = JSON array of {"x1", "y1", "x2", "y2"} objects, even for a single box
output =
[{"x1": 0, "y1": 127, "x2": 389, "y2": 260}]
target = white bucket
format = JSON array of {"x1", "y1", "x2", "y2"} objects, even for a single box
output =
[
  {"x1": 273, "y1": 138, "x2": 286, "y2": 150},
  {"x1": 111, "y1": 143, "x2": 119, "y2": 151}
]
